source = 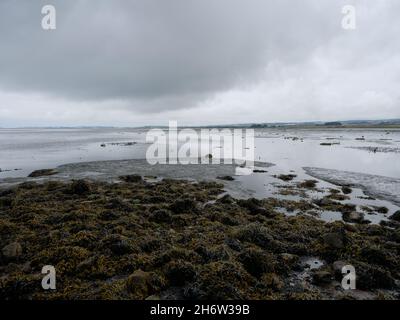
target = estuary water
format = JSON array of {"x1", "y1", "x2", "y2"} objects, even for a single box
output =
[{"x1": 1, "y1": 127, "x2": 400, "y2": 222}]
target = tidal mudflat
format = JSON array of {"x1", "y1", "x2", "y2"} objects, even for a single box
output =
[{"x1": 1, "y1": 128, "x2": 400, "y2": 299}]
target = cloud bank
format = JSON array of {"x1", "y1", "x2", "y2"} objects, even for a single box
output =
[{"x1": 0, "y1": 0, "x2": 399, "y2": 126}]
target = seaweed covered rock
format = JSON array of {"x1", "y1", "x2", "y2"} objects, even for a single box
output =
[
  {"x1": 102, "y1": 234, "x2": 135, "y2": 255},
  {"x1": 279, "y1": 253, "x2": 299, "y2": 270},
  {"x1": 2, "y1": 242, "x2": 22, "y2": 259},
  {"x1": 332, "y1": 260, "x2": 348, "y2": 277},
  {"x1": 390, "y1": 210, "x2": 400, "y2": 222},
  {"x1": 341, "y1": 186, "x2": 352, "y2": 194},
  {"x1": 126, "y1": 270, "x2": 153, "y2": 298},
  {"x1": 313, "y1": 270, "x2": 333, "y2": 285},
  {"x1": 217, "y1": 194, "x2": 235, "y2": 204},
  {"x1": 238, "y1": 247, "x2": 275, "y2": 278},
  {"x1": 237, "y1": 198, "x2": 269, "y2": 215},
  {"x1": 342, "y1": 211, "x2": 365, "y2": 224},
  {"x1": 235, "y1": 223, "x2": 279, "y2": 251},
  {"x1": 164, "y1": 260, "x2": 196, "y2": 286},
  {"x1": 298, "y1": 180, "x2": 318, "y2": 189},
  {"x1": 69, "y1": 180, "x2": 91, "y2": 195},
  {"x1": 374, "y1": 206, "x2": 389, "y2": 214},
  {"x1": 0, "y1": 197, "x2": 12, "y2": 208},
  {"x1": 360, "y1": 246, "x2": 397, "y2": 269},
  {"x1": 322, "y1": 232, "x2": 345, "y2": 249},
  {"x1": 275, "y1": 174, "x2": 297, "y2": 181},
  {"x1": 216, "y1": 176, "x2": 235, "y2": 181},
  {"x1": 149, "y1": 209, "x2": 173, "y2": 223},
  {"x1": 185, "y1": 261, "x2": 253, "y2": 300},
  {"x1": 28, "y1": 169, "x2": 58, "y2": 178},
  {"x1": 353, "y1": 261, "x2": 395, "y2": 290},
  {"x1": 169, "y1": 198, "x2": 198, "y2": 214},
  {"x1": 194, "y1": 244, "x2": 232, "y2": 263},
  {"x1": 261, "y1": 273, "x2": 284, "y2": 291},
  {"x1": 104, "y1": 197, "x2": 133, "y2": 211},
  {"x1": 120, "y1": 175, "x2": 142, "y2": 183}
]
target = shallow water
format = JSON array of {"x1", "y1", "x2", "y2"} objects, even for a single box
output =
[
  {"x1": 1, "y1": 127, "x2": 399, "y2": 223},
  {"x1": 1, "y1": 127, "x2": 399, "y2": 177}
]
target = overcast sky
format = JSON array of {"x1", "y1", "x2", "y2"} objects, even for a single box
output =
[{"x1": 0, "y1": 0, "x2": 399, "y2": 127}]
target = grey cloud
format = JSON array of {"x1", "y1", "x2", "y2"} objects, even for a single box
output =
[
  {"x1": 0, "y1": 0, "x2": 399, "y2": 125},
  {"x1": 0, "y1": 0, "x2": 340, "y2": 108}
]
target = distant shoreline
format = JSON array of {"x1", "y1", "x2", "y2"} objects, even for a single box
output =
[{"x1": 1, "y1": 119, "x2": 400, "y2": 130}]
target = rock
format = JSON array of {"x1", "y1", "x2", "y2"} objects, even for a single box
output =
[
  {"x1": 323, "y1": 232, "x2": 345, "y2": 249},
  {"x1": 219, "y1": 214, "x2": 239, "y2": 226},
  {"x1": 392, "y1": 229, "x2": 400, "y2": 243},
  {"x1": 224, "y1": 238, "x2": 242, "y2": 252},
  {"x1": 100, "y1": 143, "x2": 106, "y2": 147},
  {"x1": 28, "y1": 169, "x2": 58, "y2": 178},
  {"x1": 344, "y1": 224, "x2": 358, "y2": 232},
  {"x1": 2, "y1": 242, "x2": 22, "y2": 258},
  {"x1": 186, "y1": 261, "x2": 251, "y2": 300},
  {"x1": 360, "y1": 247, "x2": 394, "y2": 268},
  {"x1": 102, "y1": 234, "x2": 134, "y2": 255},
  {"x1": 315, "y1": 197, "x2": 334, "y2": 207},
  {"x1": 389, "y1": 210, "x2": 400, "y2": 222},
  {"x1": 149, "y1": 209, "x2": 172, "y2": 223},
  {"x1": 374, "y1": 206, "x2": 389, "y2": 214},
  {"x1": 195, "y1": 245, "x2": 231, "y2": 263},
  {"x1": 235, "y1": 223, "x2": 276, "y2": 250},
  {"x1": 275, "y1": 174, "x2": 297, "y2": 181},
  {"x1": 70, "y1": 180, "x2": 90, "y2": 195},
  {"x1": 164, "y1": 260, "x2": 196, "y2": 286},
  {"x1": 380, "y1": 220, "x2": 400, "y2": 229},
  {"x1": 140, "y1": 238, "x2": 163, "y2": 253},
  {"x1": 238, "y1": 248, "x2": 275, "y2": 278},
  {"x1": 0, "y1": 189, "x2": 14, "y2": 197},
  {"x1": 340, "y1": 204, "x2": 357, "y2": 213},
  {"x1": 119, "y1": 175, "x2": 142, "y2": 183},
  {"x1": 109, "y1": 239, "x2": 134, "y2": 255},
  {"x1": 341, "y1": 186, "x2": 352, "y2": 194},
  {"x1": 342, "y1": 211, "x2": 365, "y2": 223},
  {"x1": 280, "y1": 253, "x2": 299, "y2": 266},
  {"x1": 261, "y1": 273, "x2": 284, "y2": 290},
  {"x1": 217, "y1": 176, "x2": 235, "y2": 181},
  {"x1": 332, "y1": 261, "x2": 348, "y2": 277},
  {"x1": 0, "y1": 197, "x2": 12, "y2": 208},
  {"x1": 217, "y1": 194, "x2": 234, "y2": 204},
  {"x1": 327, "y1": 193, "x2": 349, "y2": 201},
  {"x1": 298, "y1": 180, "x2": 318, "y2": 189},
  {"x1": 353, "y1": 261, "x2": 395, "y2": 289},
  {"x1": 126, "y1": 270, "x2": 151, "y2": 297},
  {"x1": 169, "y1": 198, "x2": 198, "y2": 214},
  {"x1": 313, "y1": 271, "x2": 333, "y2": 285},
  {"x1": 237, "y1": 198, "x2": 269, "y2": 215},
  {"x1": 105, "y1": 198, "x2": 132, "y2": 211},
  {"x1": 253, "y1": 169, "x2": 267, "y2": 173}
]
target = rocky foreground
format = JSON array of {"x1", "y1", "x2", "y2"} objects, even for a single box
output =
[{"x1": 0, "y1": 176, "x2": 400, "y2": 300}]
